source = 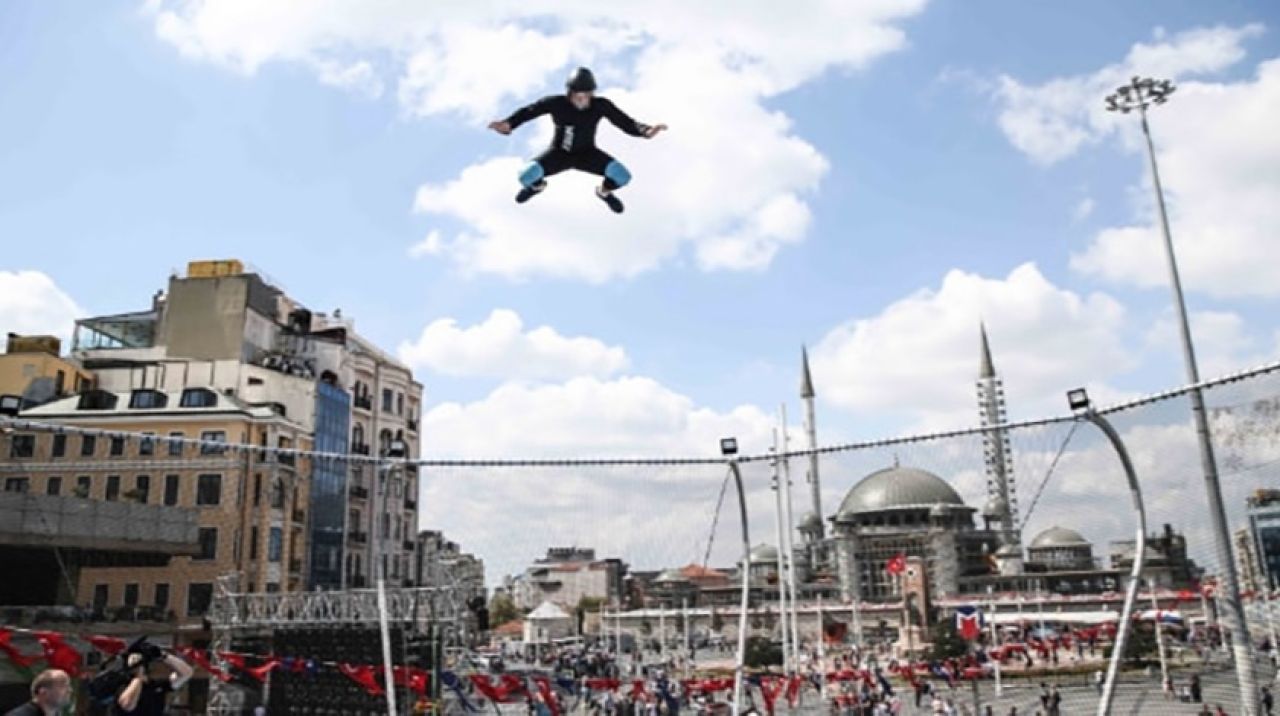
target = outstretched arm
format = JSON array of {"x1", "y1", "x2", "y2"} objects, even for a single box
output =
[
  {"x1": 489, "y1": 95, "x2": 556, "y2": 135},
  {"x1": 601, "y1": 99, "x2": 666, "y2": 138}
]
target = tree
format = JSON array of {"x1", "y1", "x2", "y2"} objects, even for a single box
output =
[
  {"x1": 744, "y1": 636, "x2": 783, "y2": 668},
  {"x1": 1103, "y1": 625, "x2": 1157, "y2": 665},
  {"x1": 489, "y1": 592, "x2": 519, "y2": 628},
  {"x1": 930, "y1": 619, "x2": 969, "y2": 661}
]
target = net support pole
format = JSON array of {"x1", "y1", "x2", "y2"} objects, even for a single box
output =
[
  {"x1": 729, "y1": 459, "x2": 752, "y2": 716},
  {"x1": 1081, "y1": 409, "x2": 1147, "y2": 716}
]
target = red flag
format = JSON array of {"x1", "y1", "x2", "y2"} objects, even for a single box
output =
[
  {"x1": 33, "y1": 632, "x2": 82, "y2": 677},
  {"x1": 886, "y1": 553, "x2": 906, "y2": 576},
  {"x1": 759, "y1": 677, "x2": 783, "y2": 716},
  {"x1": 338, "y1": 663, "x2": 384, "y2": 696},
  {"x1": 217, "y1": 652, "x2": 247, "y2": 672},
  {"x1": 87, "y1": 635, "x2": 127, "y2": 656},
  {"x1": 0, "y1": 628, "x2": 40, "y2": 670},
  {"x1": 785, "y1": 674, "x2": 803, "y2": 706},
  {"x1": 533, "y1": 676, "x2": 561, "y2": 716},
  {"x1": 246, "y1": 659, "x2": 280, "y2": 682}
]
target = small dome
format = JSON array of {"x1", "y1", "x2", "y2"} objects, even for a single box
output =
[
  {"x1": 749, "y1": 543, "x2": 779, "y2": 563},
  {"x1": 836, "y1": 466, "x2": 966, "y2": 517},
  {"x1": 1030, "y1": 526, "x2": 1090, "y2": 549},
  {"x1": 799, "y1": 512, "x2": 823, "y2": 531},
  {"x1": 983, "y1": 495, "x2": 1008, "y2": 518}
]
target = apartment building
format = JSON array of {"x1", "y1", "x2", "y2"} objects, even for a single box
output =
[
  {"x1": 0, "y1": 333, "x2": 94, "y2": 407},
  {"x1": 9, "y1": 386, "x2": 311, "y2": 621},
  {"x1": 67, "y1": 260, "x2": 423, "y2": 590}
]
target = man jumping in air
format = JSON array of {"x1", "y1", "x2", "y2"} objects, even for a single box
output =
[{"x1": 488, "y1": 67, "x2": 667, "y2": 214}]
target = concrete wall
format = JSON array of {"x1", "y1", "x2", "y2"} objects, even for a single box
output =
[
  {"x1": 0, "y1": 492, "x2": 198, "y2": 553},
  {"x1": 158, "y1": 276, "x2": 250, "y2": 360}
]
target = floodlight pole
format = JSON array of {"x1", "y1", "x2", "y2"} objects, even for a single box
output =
[
  {"x1": 1106, "y1": 75, "x2": 1258, "y2": 715},
  {"x1": 727, "y1": 457, "x2": 752, "y2": 716}
]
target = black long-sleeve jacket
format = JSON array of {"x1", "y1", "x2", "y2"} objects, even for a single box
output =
[{"x1": 504, "y1": 95, "x2": 651, "y2": 153}]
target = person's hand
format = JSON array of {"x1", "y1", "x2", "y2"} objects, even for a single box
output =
[
  {"x1": 643, "y1": 124, "x2": 668, "y2": 138},
  {"x1": 488, "y1": 121, "x2": 512, "y2": 135}
]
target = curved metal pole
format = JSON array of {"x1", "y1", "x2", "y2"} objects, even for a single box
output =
[
  {"x1": 1082, "y1": 410, "x2": 1147, "y2": 716},
  {"x1": 729, "y1": 460, "x2": 752, "y2": 716}
]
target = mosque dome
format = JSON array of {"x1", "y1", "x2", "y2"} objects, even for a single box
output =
[{"x1": 836, "y1": 466, "x2": 966, "y2": 517}]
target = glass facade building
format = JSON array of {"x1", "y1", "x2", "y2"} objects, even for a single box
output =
[
  {"x1": 309, "y1": 380, "x2": 350, "y2": 589},
  {"x1": 1247, "y1": 491, "x2": 1280, "y2": 590}
]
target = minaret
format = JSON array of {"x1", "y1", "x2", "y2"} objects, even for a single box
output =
[
  {"x1": 977, "y1": 324, "x2": 1022, "y2": 572},
  {"x1": 800, "y1": 346, "x2": 824, "y2": 539}
]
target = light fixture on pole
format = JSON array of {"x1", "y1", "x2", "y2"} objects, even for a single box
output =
[
  {"x1": 721, "y1": 436, "x2": 751, "y2": 716},
  {"x1": 1067, "y1": 388, "x2": 1147, "y2": 716},
  {"x1": 1105, "y1": 75, "x2": 1259, "y2": 715}
]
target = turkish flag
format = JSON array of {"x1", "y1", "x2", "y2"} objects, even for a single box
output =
[{"x1": 886, "y1": 554, "x2": 907, "y2": 575}]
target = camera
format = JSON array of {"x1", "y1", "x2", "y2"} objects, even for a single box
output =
[{"x1": 85, "y1": 637, "x2": 164, "y2": 704}]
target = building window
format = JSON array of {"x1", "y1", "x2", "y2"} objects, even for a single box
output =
[
  {"x1": 80, "y1": 435, "x2": 97, "y2": 457},
  {"x1": 8, "y1": 434, "x2": 34, "y2": 459},
  {"x1": 196, "y1": 528, "x2": 218, "y2": 561},
  {"x1": 139, "y1": 433, "x2": 155, "y2": 456},
  {"x1": 124, "y1": 583, "x2": 139, "y2": 607},
  {"x1": 270, "y1": 479, "x2": 284, "y2": 509},
  {"x1": 266, "y1": 583, "x2": 280, "y2": 594},
  {"x1": 253, "y1": 473, "x2": 262, "y2": 506},
  {"x1": 92, "y1": 584, "x2": 108, "y2": 610},
  {"x1": 55, "y1": 370, "x2": 65, "y2": 395},
  {"x1": 76, "y1": 475, "x2": 91, "y2": 498},
  {"x1": 196, "y1": 474, "x2": 221, "y2": 506},
  {"x1": 154, "y1": 583, "x2": 170, "y2": 609},
  {"x1": 163, "y1": 474, "x2": 179, "y2": 506},
  {"x1": 51, "y1": 434, "x2": 66, "y2": 459},
  {"x1": 3, "y1": 478, "x2": 29, "y2": 494},
  {"x1": 105, "y1": 475, "x2": 120, "y2": 501},
  {"x1": 129, "y1": 390, "x2": 168, "y2": 409},
  {"x1": 268, "y1": 527, "x2": 283, "y2": 562},
  {"x1": 250, "y1": 526, "x2": 259, "y2": 560},
  {"x1": 180, "y1": 388, "x2": 217, "y2": 408},
  {"x1": 133, "y1": 474, "x2": 150, "y2": 503},
  {"x1": 396, "y1": 392, "x2": 404, "y2": 416},
  {"x1": 109, "y1": 436, "x2": 125, "y2": 457},
  {"x1": 187, "y1": 583, "x2": 213, "y2": 617},
  {"x1": 45, "y1": 476, "x2": 62, "y2": 496},
  {"x1": 167, "y1": 432, "x2": 184, "y2": 456},
  {"x1": 382, "y1": 388, "x2": 393, "y2": 413},
  {"x1": 199, "y1": 431, "x2": 227, "y2": 455}
]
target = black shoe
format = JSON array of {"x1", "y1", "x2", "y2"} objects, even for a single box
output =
[
  {"x1": 516, "y1": 180, "x2": 546, "y2": 204},
  {"x1": 597, "y1": 188, "x2": 624, "y2": 214}
]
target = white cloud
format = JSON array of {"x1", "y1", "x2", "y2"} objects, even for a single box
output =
[
  {"x1": 407, "y1": 230, "x2": 446, "y2": 258},
  {"x1": 810, "y1": 263, "x2": 1134, "y2": 429},
  {"x1": 1144, "y1": 310, "x2": 1280, "y2": 378},
  {"x1": 397, "y1": 309, "x2": 629, "y2": 381},
  {"x1": 147, "y1": 0, "x2": 925, "y2": 281},
  {"x1": 0, "y1": 271, "x2": 84, "y2": 348},
  {"x1": 1072, "y1": 197, "x2": 1095, "y2": 223},
  {"x1": 1070, "y1": 57, "x2": 1280, "y2": 298},
  {"x1": 315, "y1": 59, "x2": 383, "y2": 98},
  {"x1": 992, "y1": 24, "x2": 1261, "y2": 165}
]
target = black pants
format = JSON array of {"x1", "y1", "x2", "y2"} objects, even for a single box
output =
[{"x1": 519, "y1": 147, "x2": 632, "y2": 190}]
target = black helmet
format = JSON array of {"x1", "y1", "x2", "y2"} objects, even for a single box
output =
[{"x1": 566, "y1": 67, "x2": 597, "y2": 93}]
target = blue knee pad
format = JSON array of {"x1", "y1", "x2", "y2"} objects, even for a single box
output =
[
  {"x1": 605, "y1": 160, "x2": 631, "y2": 188},
  {"x1": 519, "y1": 161, "x2": 545, "y2": 188}
]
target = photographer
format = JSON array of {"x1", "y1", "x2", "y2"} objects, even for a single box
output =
[{"x1": 111, "y1": 643, "x2": 192, "y2": 716}]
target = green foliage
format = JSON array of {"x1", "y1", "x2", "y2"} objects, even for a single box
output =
[
  {"x1": 1103, "y1": 625, "x2": 1157, "y2": 664},
  {"x1": 577, "y1": 596, "x2": 605, "y2": 613},
  {"x1": 929, "y1": 619, "x2": 970, "y2": 661},
  {"x1": 744, "y1": 636, "x2": 783, "y2": 668},
  {"x1": 489, "y1": 592, "x2": 520, "y2": 628}
]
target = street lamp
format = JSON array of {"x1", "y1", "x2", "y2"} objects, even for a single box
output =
[
  {"x1": 721, "y1": 437, "x2": 751, "y2": 716},
  {"x1": 1105, "y1": 75, "x2": 1260, "y2": 714},
  {"x1": 1067, "y1": 388, "x2": 1148, "y2": 716}
]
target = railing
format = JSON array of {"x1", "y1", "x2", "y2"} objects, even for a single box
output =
[
  {"x1": 351, "y1": 443, "x2": 370, "y2": 455},
  {"x1": 349, "y1": 486, "x2": 369, "y2": 500},
  {"x1": 403, "y1": 540, "x2": 416, "y2": 552},
  {"x1": 354, "y1": 395, "x2": 372, "y2": 411},
  {"x1": 278, "y1": 452, "x2": 295, "y2": 466}
]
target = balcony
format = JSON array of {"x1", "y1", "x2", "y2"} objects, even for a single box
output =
[
  {"x1": 351, "y1": 443, "x2": 370, "y2": 456},
  {"x1": 278, "y1": 452, "x2": 295, "y2": 467},
  {"x1": 404, "y1": 498, "x2": 417, "y2": 511},
  {"x1": 348, "y1": 531, "x2": 368, "y2": 544},
  {"x1": 349, "y1": 486, "x2": 369, "y2": 500},
  {"x1": 354, "y1": 395, "x2": 373, "y2": 411},
  {"x1": 407, "y1": 419, "x2": 419, "y2": 432},
  {"x1": 292, "y1": 508, "x2": 306, "y2": 524},
  {"x1": 350, "y1": 576, "x2": 367, "y2": 588},
  {"x1": 403, "y1": 540, "x2": 416, "y2": 552}
]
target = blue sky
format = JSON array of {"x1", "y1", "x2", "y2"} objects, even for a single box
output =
[{"x1": 3, "y1": 0, "x2": 1279, "y2": 458}]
